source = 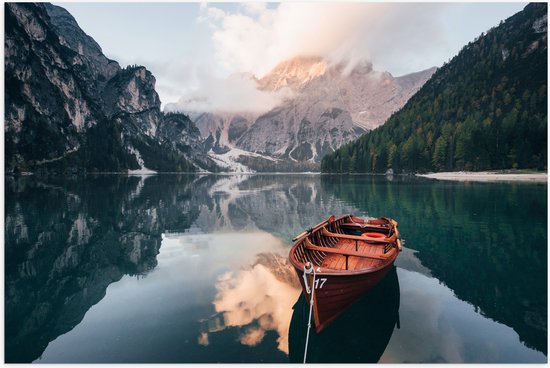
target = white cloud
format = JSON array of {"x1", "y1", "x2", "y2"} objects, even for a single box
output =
[
  {"x1": 241, "y1": 2, "x2": 267, "y2": 16},
  {"x1": 164, "y1": 71, "x2": 293, "y2": 113},
  {"x1": 198, "y1": 6, "x2": 226, "y2": 24},
  {"x1": 164, "y1": 2, "x2": 525, "y2": 112},
  {"x1": 203, "y1": 3, "x2": 447, "y2": 77}
]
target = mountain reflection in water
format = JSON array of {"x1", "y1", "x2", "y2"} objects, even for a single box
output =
[
  {"x1": 5, "y1": 175, "x2": 198, "y2": 363},
  {"x1": 322, "y1": 175, "x2": 547, "y2": 356},
  {"x1": 5, "y1": 174, "x2": 547, "y2": 363}
]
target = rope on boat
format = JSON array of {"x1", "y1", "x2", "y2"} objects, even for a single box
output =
[{"x1": 302, "y1": 262, "x2": 316, "y2": 364}]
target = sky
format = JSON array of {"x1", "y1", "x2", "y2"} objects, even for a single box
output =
[{"x1": 57, "y1": 2, "x2": 527, "y2": 111}]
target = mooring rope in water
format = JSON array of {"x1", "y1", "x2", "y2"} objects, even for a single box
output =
[{"x1": 302, "y1": 262, "x2": 316, "y2": 364}]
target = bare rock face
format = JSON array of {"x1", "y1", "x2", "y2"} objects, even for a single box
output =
[
  {"x1": 158, "y1": 113, "x2": 218, "y2": 171},
  {"x1": 43, "y1": 3, "x2": 120, "y2": 97},
  {"x1": 258, "y1": 56, "x2": 328, "y2": 92},
  {"x1": 234, "y1": 57, "x2": 436, "y2": 162},
  {"x1": 5, "y1": 2, "x2": 99, "y2": 172},
  {"x1": 189, "y1": 56, "x2": 436, "y2": 164},
  {"x1": 191, "y1": 111, "x2": 259, "y2": 150},
  {"x1": 5, "y1": 3, "x2": 216, "y2": 174},
  {"x1": 236, "y1": 100, "x2": 361, "y2": 162},
  {"x1": 106, "y1": 67, "x2": 161, "y2": 115},
  {"x1": 103, "y1": 66, "x2": 162, "y2": 139}
]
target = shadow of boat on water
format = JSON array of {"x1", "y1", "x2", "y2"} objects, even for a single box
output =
[{"x1": 288, "y1": 266, "x2": 400, "y2": 363}]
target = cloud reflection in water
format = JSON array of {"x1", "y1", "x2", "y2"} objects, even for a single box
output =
[{"x1": 205, "y1": 253, "x2": 301, "y2": 354}]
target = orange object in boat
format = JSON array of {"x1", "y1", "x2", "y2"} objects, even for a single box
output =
[{"x1": 361, "y1": 232, "x2": 385, "y2": 239}]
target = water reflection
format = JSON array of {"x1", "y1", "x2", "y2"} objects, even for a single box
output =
[
  {"x1": 5, "y1": 174, "x2": 547, "y2": 363},
  {"x1": 5, "y1": 175, "x2": 203, "y2": 363},
  {"x1": 5, "y1": 174, "x2": 359, "y2": 363},
  {"x1": 205, "y1": 253, "x2": 300, "y2": 354},
  {"x1": 288, "y1": 266, "x2": 400, "y2": 363},
  {"x1": 382, "y1": 268, "x2": 546, "y2": 363},
  {"x1": 192, "y1": 174, "x2": 359, "y2": 239},
  {"x1": 322, "y1": 175, "x2": 547, "y2": 355}
]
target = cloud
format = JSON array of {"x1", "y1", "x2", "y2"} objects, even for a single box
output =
[
  {"x1": 169, "y1": 3, "x2": 444, "y2": 113},
  {"x1": 164, "y1": 70, "x2": 293, "y2": 113},
  {"x1": 165, "y1": 3, "x2": 523, "y2": 112},
  {"x1": 150, "y1": 61, "x2": 200, "y2": 107},
  {"x1": 136, "y1": 58, "x2": 288, "y2": 113},
  {"x1": 203, "y1": 3, "x2": 447, "y2": 77},
  {"x1": 198, "y1": 6, "x2": 226, "y2": 24}
]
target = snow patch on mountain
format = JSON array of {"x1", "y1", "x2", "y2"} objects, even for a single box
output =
[
  {"x1": 127, "y1": 146, "x2": 157, "y2": 175},
  {"x1": 207, "y1": 148, "x2": 280, "y2": 173}
]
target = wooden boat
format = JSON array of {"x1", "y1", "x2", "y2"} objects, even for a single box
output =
[{"x1": 288, "y1": 214, "x2": 402, "y2": 333}]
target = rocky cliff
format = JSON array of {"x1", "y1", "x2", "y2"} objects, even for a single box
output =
[
  {"x1": 237, "y1": 58, "x2": 436, "y2": 162},
  {"x1": 5, "y1": 3, "x2": 217, "y2": 174},
  {"x1": 183, "y1": 57, "x2": 435, "y2": 165}
]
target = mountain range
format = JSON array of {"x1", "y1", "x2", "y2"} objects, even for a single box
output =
[
  {"x1": 6, "y1": 2, "x2": 543, "y2": 175},
  {"x1": 5, "y1": 2, "x2": 436, "y2": 174},
  {"x1": 178, "y1": 57, "x2": 435, "y2": 170},
  {"x1": 322, "y1": 2, "x2": 547, "y2": 173}
]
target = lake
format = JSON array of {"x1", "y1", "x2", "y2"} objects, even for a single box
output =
[{"x1": 5, "y1": 174, "x2": 547, "y2": 363}]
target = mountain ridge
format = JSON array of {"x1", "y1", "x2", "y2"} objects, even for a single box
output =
[
  {"x1": 5, "y1": 3, "x2": 218, "y2": 174},
  {"x1": 322, "y1": 3, "x2": 547, "y2": 174},
  {"x1": 183, "y1": 56, "x2": 436, "y2": 168}
]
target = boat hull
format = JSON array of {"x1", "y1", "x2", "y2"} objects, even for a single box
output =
[
  {"x1": 288, "y1": 266, "x2": 400, "y2": 363},
  {"x1": 295, "y1": 261, "x2": 395, "y2": 333}
]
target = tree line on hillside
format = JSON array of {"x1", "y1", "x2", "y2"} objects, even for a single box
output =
[{"x1": 321, "y1": 3, "x2": 547, "y2": 174}]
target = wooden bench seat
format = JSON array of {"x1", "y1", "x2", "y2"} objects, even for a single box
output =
[{"x1": 304, "y1": 238, "x2": 391, "y2": 261}]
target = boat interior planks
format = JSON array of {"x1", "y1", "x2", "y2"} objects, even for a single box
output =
[{"x1": 289, "y1": 214, "x2": 402, "y2": 333}]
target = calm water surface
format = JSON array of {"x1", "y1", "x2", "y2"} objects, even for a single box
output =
[{"x1": 5, "y1": 174, "x2": 547, "y2": 363}]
